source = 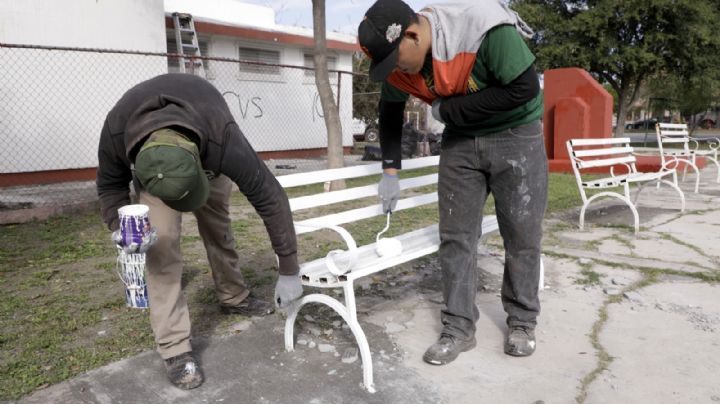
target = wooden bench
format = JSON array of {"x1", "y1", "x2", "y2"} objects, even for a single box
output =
[
  {"x1": 567, "y1": 137, "x2": 686, "y2": 234},
  {"x1": 275, "y1": 156, "x2": 543, "y2": 392}
]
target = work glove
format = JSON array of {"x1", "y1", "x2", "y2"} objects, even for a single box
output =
[
  {"x1": 274, "y1": 275, "x2": 303, "y2": 308},
  {"x1": 111, "y1": 227, "x2": 157, "y2": 254},
  {"x1": 431, "y1": 99, "x2": 445, "y2": 124},
  {"x1": 378, "y1": 173, "x2": 400, "y2": 213}
]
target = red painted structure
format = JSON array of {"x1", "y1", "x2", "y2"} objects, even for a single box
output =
[
  {"x1": 543, "y1": 67, "x2": 705, "y2": 173},
  {"x1": 543, "y1": 68, "x2": 613, "y2": 172}
]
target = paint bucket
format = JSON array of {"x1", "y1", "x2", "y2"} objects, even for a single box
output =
[
  {"x1": 117, "y1": 250, "x2": 149, "y2": 309},
  {"x1": 118, "y1": 204, "x2": 151, "y2": 252},
  {"x1": 116, "y1": 204, "x2": 151, "y2": 308}
]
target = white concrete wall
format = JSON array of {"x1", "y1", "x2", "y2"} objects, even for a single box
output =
[
  {"x1": 0, "y1": 0, "x2": 168, "y2": 173},
  {"x1": 203, "y1": 35, "x2": 354, "y2": 152}
]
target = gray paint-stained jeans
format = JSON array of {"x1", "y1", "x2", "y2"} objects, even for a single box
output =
[{"x1": 438, "y1": 120, "x2": 548, "y2": 340}]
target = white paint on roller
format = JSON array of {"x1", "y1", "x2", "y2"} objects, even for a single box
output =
[{"x1": 375, "y1": 212, "x2": 403, "y2": 257}]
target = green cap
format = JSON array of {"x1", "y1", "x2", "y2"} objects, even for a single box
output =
[{"x1": 134, "y1": 129, "x2": 209, "y2": 212}]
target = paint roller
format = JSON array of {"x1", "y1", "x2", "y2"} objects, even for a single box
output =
[{"x1": 375, "y1": 212, "x2": 403, "y2": 257}]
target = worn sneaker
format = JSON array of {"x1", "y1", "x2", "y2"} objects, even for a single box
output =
[
  {"x1": 504, "y1": 326, "x2": 536, "y2": 357},
  {"x1": 220, "y1": 293, "x2": 275, "y2": 316},
  {"x1": 422, "y1": 333, "x2": 477, "y2": 365},
  {"x1": 164, "y1": 352, "x2": 204, "y2": 390}
]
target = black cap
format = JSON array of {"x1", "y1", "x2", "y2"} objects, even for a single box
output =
[{"x1": 358, "y1": 0, "x2": 414, "y2": 82}]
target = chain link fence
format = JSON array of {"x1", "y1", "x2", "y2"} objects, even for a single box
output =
[{"x1": 0, "y1": 43, "x2": 378, "y2": 214}]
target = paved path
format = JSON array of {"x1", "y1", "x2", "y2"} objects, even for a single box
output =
[{"x1": 20, "y1": 167, "x2": 720, "y2": 403}]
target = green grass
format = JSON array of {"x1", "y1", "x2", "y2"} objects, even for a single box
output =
[{"x1": 0, "y1": 165, "x2": 702, "y2": 400}]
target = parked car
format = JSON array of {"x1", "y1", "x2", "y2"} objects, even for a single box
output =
[
  {"x1": 625, "y1": 118, "x2": 659, "y2": 130},
  {"x1": 351, "y1": 119, "x2": 379, "y2": 142}
]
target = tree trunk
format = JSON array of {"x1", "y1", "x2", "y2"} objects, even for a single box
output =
[
  {"x1": 613, "y1": 80, "x2": 641, "y2": 138},
  {"x1": 614, "y1": 87, "x2": 628, "y2": 138},
  {"x1": 312, "y1": 0, "x2": 345, "y2": 190}
]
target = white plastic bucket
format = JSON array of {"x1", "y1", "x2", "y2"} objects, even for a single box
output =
[{"x1": 116, "y1": 251, "x2": 149, "y2": 309}]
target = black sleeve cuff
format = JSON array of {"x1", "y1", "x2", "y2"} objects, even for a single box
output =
[{"x1": 378, "y1": 99, "x2": 405, "y2": 169}]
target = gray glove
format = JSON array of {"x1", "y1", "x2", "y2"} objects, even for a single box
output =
[
  {"x1": 378, "y1": 173, "x2": 400, "y2": 213},
  {"x1": 274, "y1": 275, "x2": 303, "y2": 308},
  {"x1": 111, "y1": 227, "x2": 157, "y2": 254},
  {"x1": 431, "y1": 99, "x2": 445, "y2": 124}
]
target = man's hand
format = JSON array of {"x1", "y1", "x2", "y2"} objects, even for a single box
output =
[
  {"x1": 111, "y1": 227, "x2": 157, "y2": 254},
  {"x1": 378, "y1": 173, "x2": 400, "y2": 213},
  {"x1": 274, "y1": 275, "x2": 303, "y2": 308},
  {"x1": 431, "y1": 99, "x2": 445, "y2": 124}
]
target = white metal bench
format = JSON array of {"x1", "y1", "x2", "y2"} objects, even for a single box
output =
[
  {"x1": 655, "y1": 123, "x2": 720, "y2": 192},
  {"x1": 275, "y1": 156, "x2": 543, "y2": 392},
  {"x1": 567, "y1": 137, "x2": 686, "y2": 234}
]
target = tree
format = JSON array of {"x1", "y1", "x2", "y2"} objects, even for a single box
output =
[
  {"x1": 647, "y1": 68, "x2": 720, "y2": 132},
  {"x1": 352, "y1": 53, "x2": 381, "y2": 125},
  {"x1": 312, "y1": 0, "x2": 345, "y2": 189},
  {"x1": 511, "y1": 0, "x2": 720, "y2": 136}
]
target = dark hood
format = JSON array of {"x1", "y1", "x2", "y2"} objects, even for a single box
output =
[{"x1": 123, "y1": 94, "x2": 210, "y2": 161}]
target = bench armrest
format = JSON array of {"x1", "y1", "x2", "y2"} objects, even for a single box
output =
[
  {"x1": 295, "y1": 223, "x2": 358, "y2": 276},
  {"x1": 610, "y1": 163, "x2": 632, "y2": 177}
]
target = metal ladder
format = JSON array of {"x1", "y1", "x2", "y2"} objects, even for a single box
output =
[{"x1": 171, "y1": 12, "x2": 205, "y2": 77}]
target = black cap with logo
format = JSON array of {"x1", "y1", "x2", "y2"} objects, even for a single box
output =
[{"x1": 357, "y1": 0, "x2": 415, "y2": 82}]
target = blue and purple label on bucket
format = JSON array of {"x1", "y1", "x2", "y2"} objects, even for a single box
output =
[
  {"x1": 118, "y1": 204, "x2": 151, "y2": 251},
  {"x1": 117, "y1": 204, "x2": 151, "y2": 309}
]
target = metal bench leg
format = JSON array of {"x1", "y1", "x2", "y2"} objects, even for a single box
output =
[
  {"x1": 680, "y1": 160, "x2": 700, "y2": 193},
  {"x1": 284, "y1": 293, "x2": 376, "y2": 393},
  {"x1": 659, "y1": 179, "x2": 686, "y2": 212},
  {"x1": 343, "y1": 282, "x2": 357, "y2": 322},
  {"x1": 706, "y1": 156, "x2": 720, "y2": 183},
  {"x1": 580, "y1": 191, "x2": 639, "y2": 234}
]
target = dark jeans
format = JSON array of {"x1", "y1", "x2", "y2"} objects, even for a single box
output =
[{"x1": 438, "y1": 120, "x2": 548, "y2": 340}]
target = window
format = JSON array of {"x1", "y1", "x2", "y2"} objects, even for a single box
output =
[
  {"x1": 239, "y1": 47, "x2": 281, "y2": 75},
  {"x1": 166, "y1": 35, "x2": 210, "y2": 73},
  {"x1": 303, "y1": 53, "x2": 337, "y2": 76}
]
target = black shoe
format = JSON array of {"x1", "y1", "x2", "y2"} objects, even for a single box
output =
[
  {"x1": 164, "y1": 352, "x2": 204, "y2": 390},
  {"x1": 422, "y1": 333, "x2": 477, "y2": 365},
  {"x1": 220, "y1": 293, "x2": 275, "y2": 316},
  {"x1": 504, "y1": 326, "x2": 536, "y2": 357}
]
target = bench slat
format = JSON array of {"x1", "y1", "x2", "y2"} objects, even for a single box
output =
[
  {"x1": 569, "y1": 137, "x2": 630, "y2": 146},
  {"x1": 277, "y1": 156, "x2": 440, "y2": 188},
  {"x1": 659, "y1": 138, "x2": 689, "y2": 144},
  {"x1": 299, "y1": 216, "x2": 499, "y2": 287},
  {"x1": 294, "y1": 193, "x2": 438, "y2": 235},
  {"x1": 574, "y1": 155, "x2": 636, "y2": 169},
  {"x1": 572, "y1": 146, "x2": 633, "y2": 158},
  {"x1": 288, "y1": 174, "x2": 438, "y2": 212},
  {"x1": 658, "y1": 123, "x2": 687, "y2": 129}
]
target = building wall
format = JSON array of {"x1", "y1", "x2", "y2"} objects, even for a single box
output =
[
  {"x1": 0, "y1": 0, "x2": 168, "y2": 173},
  {"x1": 194, "y1": 35, "x2": 354, "y2": 152}
]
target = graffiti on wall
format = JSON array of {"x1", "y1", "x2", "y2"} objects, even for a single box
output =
[{"x1": 222, "y1": 91, "x2": 263, "y2": 119}]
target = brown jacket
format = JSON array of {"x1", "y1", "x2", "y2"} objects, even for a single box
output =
[{"x1": 96, "y1": 73, "x2": 298, "y2": 274}]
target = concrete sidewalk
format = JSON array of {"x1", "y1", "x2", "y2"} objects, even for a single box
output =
[{"x1": 19, "y1": 168, "x2": 720, "y2": 404}]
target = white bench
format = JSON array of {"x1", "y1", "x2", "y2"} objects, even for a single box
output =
[
  {"x1": 655, "y1": 123, "x2": 720, "y2": 192},
  {"x1": 275, "y1": 156, "x2": 543, "y2": 392},
  {"x1": 567, "y1": 137, "x2": 686, "y2": 234}
]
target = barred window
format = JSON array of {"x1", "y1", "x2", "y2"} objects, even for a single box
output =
[
  {"x1": 303, "y1": 53, "x2": 337, "y2": 76},
  {"x1": 239, "y1": 47, "x2": 281, "y2": 75}
]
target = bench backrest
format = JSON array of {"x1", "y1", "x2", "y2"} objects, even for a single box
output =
[
  {"x1": 276, "y1": 156, "x2": 439, "y2": 235},
  {"x1": 566, "y1": 137, "x2": 637, "y2": 172},
  {"x1": 656, "y1": 123, "x2": 691, "y2": 162},
  {"x1": 566, "y1": 137, "x2": 637, "y2": 200}
]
